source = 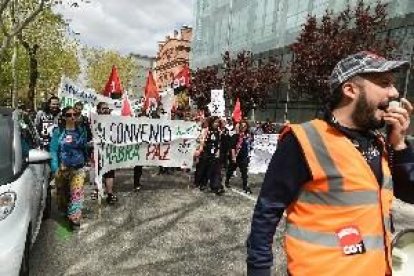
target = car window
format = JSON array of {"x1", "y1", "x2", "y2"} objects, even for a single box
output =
[
  {"x1": 0, "y1": 114, "x2": 14, "y2": 185},
  {"x1": 18, "y1": 112, "x2": 39, "y2": 161}
]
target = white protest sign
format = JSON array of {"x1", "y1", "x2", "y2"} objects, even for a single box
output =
[
  {"x1": 91, "y1": 114, "x2": 200, "y2": 190},
  {"x1": 58, "y1": 76, "x2": 142, "y2": 112},
  {"x1": 159, "y1": 88, "x2": 174, "y2": 119},
  {"x1": 208, "y1": 89, "x2": 225, "y2": 117},
  {"x1": 248, "y1": 134, "x2": 279, "y2": 174}
]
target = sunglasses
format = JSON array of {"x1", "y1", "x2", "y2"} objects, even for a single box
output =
[{"x1": 65, "y1": 112, "x2": 76, "y2": 118}]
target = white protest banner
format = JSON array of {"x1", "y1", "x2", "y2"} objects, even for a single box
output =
[
  {"x1": 92, "y1": 114, "x2": 200, "y2": 190},
  {"x1": 208, "y1": 89, "x2": 225, "y2": 117},
  {"x1": 248, "y1": 134, "x2": 279, "y2": 174},
  {"x1": 58, "y1": 76, "x2": 142, "y2": 112}
]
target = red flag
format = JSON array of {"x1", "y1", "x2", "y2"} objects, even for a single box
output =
[
  {"x1": 143, "y1": 71, "x2": 159, "y2": 111},
  {"x1": 103, "y1": 65, "x2": 123, "y2": 97},
  {"x1": 172, "y1": 64, "x2": 191, "y2": 88},
  {"x1": 121, "y1": 93, "x2": 133, "y2": 117},
  {"x1": 232, "y1": 98, "x2": 242, "y2": 123}
]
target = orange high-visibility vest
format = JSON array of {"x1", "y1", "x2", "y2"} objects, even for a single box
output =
[{"x1": 286, "y1": 119, "x2": 393, "y2": 276}]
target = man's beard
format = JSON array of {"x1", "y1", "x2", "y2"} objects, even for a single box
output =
[
  {"x1": 352, "y1": 90, "x2": 385, "y2": 130},
  {"x1": 50, "y1": 107, "x2": 60, "y2": 116}
]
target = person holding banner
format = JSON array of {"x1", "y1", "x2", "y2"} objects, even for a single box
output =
[
  {"x1": 132, "y1": 107, "x2": 148, "y2": 192},
  {"x1": 219, "y1": 117, "x2": 232, "y2": 175},
  {"x1": 198, "y1": 117, "x2": 225, "y2": 195},
  {"x1": 246, "y1": 52, "x2": 414, "y2": 276},
  {"x1": 74, "y1": 101, "x2": 92, "y2": 143},
  {"x1": 50, "y1": 106, "x2": 89, "y2": 230},
  {"x1": 94, "y1": 102, "x2": 118, "y2": 204},
  {"x1": 225, "y1": 120, "x2": 252, "y2": 194},
  {"x1": 193, "y1": 118, "x2": 209, "y2": 188}
]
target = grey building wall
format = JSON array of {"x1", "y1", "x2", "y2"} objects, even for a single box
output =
[
  {"x1": 191, "y1": 0, "x2": 414, "y2": 69},
  {"x1": 130, "y1": 54, "x2": 156, "y2": 98},
  {"x1": 191, "y1": 0, "x2": 414, "y2": 123}
]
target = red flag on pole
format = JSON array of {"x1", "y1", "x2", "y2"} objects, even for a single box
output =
[
  {"x1": 121, "y1": 93, "x2": 133, "y2": 117},
  {"x1": 232, "y1": 98, "x2": 242, "y2": 123},
  {"x1": 143, "y1": 71, "x2": 159, "y2": 111},
  {"x1": 172, "y1": 65, "x2": 191, "y2": 89},
  {"x1": 103, "y1": 65, "x2": 123, "y2": 98}
]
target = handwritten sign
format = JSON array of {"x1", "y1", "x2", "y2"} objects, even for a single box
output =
[
  {"x1": 92, "y1": 114, "x2": 200, "y2": 190},
  {"x1": 159, "y1": 88, "x2": 174, "y2": 119},
  {"x1": 248, "y1": 134, "x2": 279, "y2": 174},
  {"x1": 58, "y1": 76, "x2": 141, "y2": 112},
  {"x1": 208, "y1": 89, "x2": 225, "y2": 117}
]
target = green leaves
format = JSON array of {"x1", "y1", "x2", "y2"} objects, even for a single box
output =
[
  {"x1": 85, "y1": 48, "x2": 138, "y2": 95},
  {"x1": 0, "y1": 1, "x2": 80, "y2": 107}
]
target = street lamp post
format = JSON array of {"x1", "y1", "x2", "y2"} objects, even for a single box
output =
[
  {"x1": 251, "y1": 104, "x2": 256, "y2": 121},
  {"x1": 223, "y1": 0, "x2": 233, "y2": 118},
  {"x1": 284, "y1": 83, "x2": 290, "y2": 122}
]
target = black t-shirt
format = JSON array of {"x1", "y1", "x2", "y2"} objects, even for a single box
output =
[
  {"x1": 203, "y1": 130, "x2": 221, "y2": 158},
  {"x1": 219, "y1": 129, "x2": 231, "y2": 160},
  {"x1": 231, "y1": 133, "x2": 250, "y2": 160}
]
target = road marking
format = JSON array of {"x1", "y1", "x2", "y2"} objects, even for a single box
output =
[{"x1": 230, "y1": 188, "x2": 256, "y2": 201}]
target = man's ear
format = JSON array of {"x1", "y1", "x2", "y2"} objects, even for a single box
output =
[{"x1": 342, "y1": 81, "x2": 359, "y2": 100}]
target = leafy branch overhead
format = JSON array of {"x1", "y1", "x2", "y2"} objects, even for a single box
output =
[
  {"x1": 85, "y1": 48, "x2": 138, "y2": 94},
  {"x1": 0, "y1": 0, "x2": 84, "y2": 107},
  {"x1": 0, "y1": 0, "x2": 47, "y2": 58},
  {"x1": 290, "y1": 0, "x2": 395, "y2": 104}
]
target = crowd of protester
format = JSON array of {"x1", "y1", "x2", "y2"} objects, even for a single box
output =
[{"x1": 16, "y1": 96, "x2": 282, "y2": 230}]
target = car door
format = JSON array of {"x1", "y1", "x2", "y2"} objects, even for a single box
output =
[{"x1": 18, "y1": 115, "x2": 44, "y2": 229}]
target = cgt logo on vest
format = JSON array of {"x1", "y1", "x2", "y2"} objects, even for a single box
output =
[{"x1": 336, "y1": 226, "x2": 366, "y2": 256}]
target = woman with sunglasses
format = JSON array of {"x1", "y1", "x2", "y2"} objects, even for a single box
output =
[{"x1": 50, "y1": 106, "x2": 88, "y2": 230}]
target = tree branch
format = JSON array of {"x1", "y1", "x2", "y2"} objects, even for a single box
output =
[
  {"x1": 10, "y1": 0, "x2": 46, "y2": 38},
  {"x1": 0, "y1": 0, "x2": 12, "y2": 19},
  {"x1": 0, "y1": 0, "x2": 46, "y2": 57}
]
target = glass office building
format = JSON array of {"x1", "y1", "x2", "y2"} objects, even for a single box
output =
[
  {"x1": 191, "y1": 0, "x2": 414, "y2": 69},
  {"x1": 191, "y1": 0, "x2": 414, "y2": 122}
]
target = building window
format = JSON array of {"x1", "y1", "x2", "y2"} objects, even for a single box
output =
[{"x1": 312, "y1": 0, "x2": 329, "y2": 17}]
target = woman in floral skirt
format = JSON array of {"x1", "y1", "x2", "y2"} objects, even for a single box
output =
[{"x1": 50, "y1": 106, "x2": 88, "y2": 230}]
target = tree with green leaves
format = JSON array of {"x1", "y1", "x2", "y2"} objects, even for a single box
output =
[
  {"x1": 85, "y1": 48, "x2": 138, "y2": 95},
  {"x1": 20, "y1": 6, "x2": 81, "y2": 109},
  {"x1": 0, "y1": 0, "x2": 47, "y2": 58},
  {"x1": 0, "y1": 0, "x2": 89, "y2": 108}
]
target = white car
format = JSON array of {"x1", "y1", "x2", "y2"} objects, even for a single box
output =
[{"x1": 0, "y1": 108, "x2": 51, "y2": 276}]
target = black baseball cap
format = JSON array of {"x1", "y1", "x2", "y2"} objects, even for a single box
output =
[{"x1": 329, "y1": 51, "x2": 409, "y2": 92}]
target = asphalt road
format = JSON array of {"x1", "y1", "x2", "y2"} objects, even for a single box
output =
[
  {"x1": 29, "y1": 168, "x2": 287, "y2": 276},
  {"x1": 29, "y1": 167, "x2": 414, "y2": 276}
]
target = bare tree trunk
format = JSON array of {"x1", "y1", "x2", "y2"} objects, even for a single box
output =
[
  {"x1": 11, "y1": 37, "x2": 17, "y2": 108},
  {"x1": 20, "y1": 38, "x2": 38, "y2": 110}
]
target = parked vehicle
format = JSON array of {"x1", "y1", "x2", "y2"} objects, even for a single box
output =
[{"x1": 0, "y1": 108, "x2": 51, "y2": 276}]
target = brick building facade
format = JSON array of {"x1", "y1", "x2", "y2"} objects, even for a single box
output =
[{"x1": 155, "y1": 26, "x2": 192, "y2": 91}]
